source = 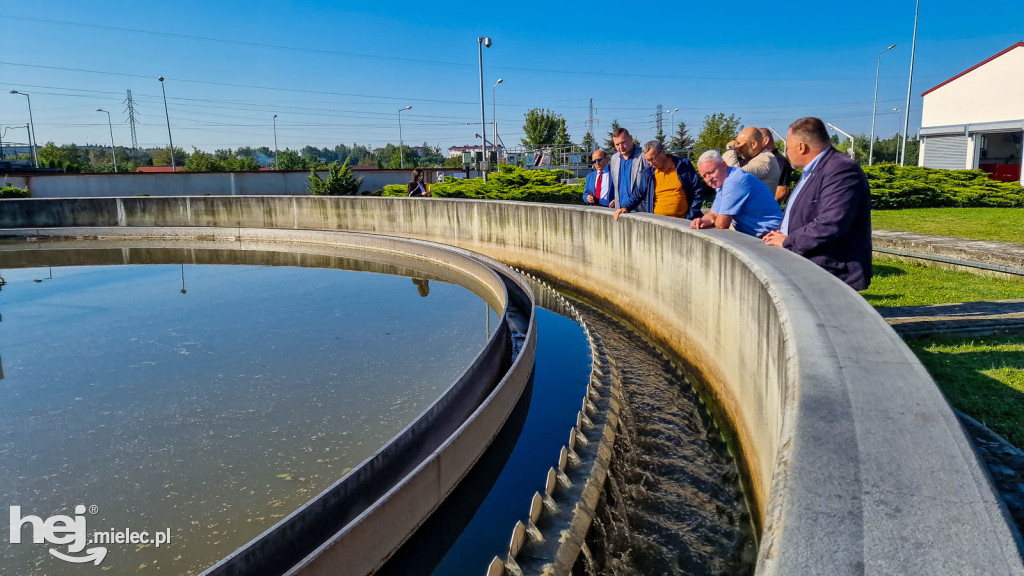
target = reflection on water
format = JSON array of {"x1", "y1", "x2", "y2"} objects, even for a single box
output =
[
  {"x1": 413, "y1": 278, "x2": 430, "y2": 298},
  {"x1": 0, "y1": 250, "x2": 497, "y2": 575}
]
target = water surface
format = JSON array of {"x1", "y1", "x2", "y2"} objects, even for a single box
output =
[{"x1": 0, "y1": 254, "x2": 493, "y2": 575}]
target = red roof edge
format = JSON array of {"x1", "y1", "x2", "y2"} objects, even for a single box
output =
[{"x1": 922, "y1": 42, "x2": 1024, "y2": 97}]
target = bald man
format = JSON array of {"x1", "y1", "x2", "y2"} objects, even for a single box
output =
[
  {"x1": 723, "y1": 126, "x2": 781, "y2": 192},
  {"x1": 583, "y1": 149, "x2": 613, "y2": 207},
  {"x1": 759, "y1": 127, "x2": 794, "y2": 203}
]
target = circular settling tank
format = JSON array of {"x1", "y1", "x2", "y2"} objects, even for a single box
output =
[{"x1": 0, "y1": 246, "x2": 498, "y2": 575}]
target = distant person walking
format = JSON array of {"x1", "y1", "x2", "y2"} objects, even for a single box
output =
[{"x1": 408, "y1": 168, "x2": 430, "y2": 197}]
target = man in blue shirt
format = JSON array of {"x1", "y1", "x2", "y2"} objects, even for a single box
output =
[
  {"x1": 608, "y1": 127, "x2": 647, "y2": 209},
  {"x1": 583, "y1": 149, "x2": 613, "y2": 206},
  {"x1": 691, "y1": 150, "x2": 782, "y2": 238}
]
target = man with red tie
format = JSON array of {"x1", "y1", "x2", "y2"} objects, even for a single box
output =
[{"x1": 584, "y1": 149, "x2": 613, "y2": 207}]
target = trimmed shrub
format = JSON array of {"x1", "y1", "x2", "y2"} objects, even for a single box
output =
[
  {"x1": 865, "y1": 165, "x2": 1024, "y2": 209},
  {"x1": 382, "y1": 184, "x2": 408, "y2": 197},
  {"x1": 427, "y1": 165, "x2": 582, "y2": 204},
  {"x1": 0, "y1": 185, "x2": 29, "y2": 198}
]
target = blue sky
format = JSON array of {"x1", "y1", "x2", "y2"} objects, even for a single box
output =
[{"x1": 1, "y1": 2, "x2": 1021, "y2": 153}]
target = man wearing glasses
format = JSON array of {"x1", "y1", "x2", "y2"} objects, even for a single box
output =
[
  {"x1": 583, "y1": 150, "x2": 614, "y2": 206},
  {"x1": 613, "y1": 141, "x2": 707, "y2": 221}
]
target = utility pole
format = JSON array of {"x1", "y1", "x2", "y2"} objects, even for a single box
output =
[
  {"x1": 586, "y1": 98, "x2": 598, "y2": 152},
  {"x1": 124, "y1": 89, "x2": 139, "y2": 151},
  {"x1": 655, "y1": 104, "x2": 664, "y2": 141}
]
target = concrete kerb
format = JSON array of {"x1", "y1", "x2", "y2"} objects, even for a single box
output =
[{"x1": 1, "y1": 196, "x2": 1022, "y2": 574}]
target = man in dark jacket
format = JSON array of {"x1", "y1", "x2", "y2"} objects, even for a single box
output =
[
  {"x1": 613, "y1": 141, "x2": 707, "y2": 221},
  {"x1": 763, "y1": 117, "x2": 872, "y2": 290}
]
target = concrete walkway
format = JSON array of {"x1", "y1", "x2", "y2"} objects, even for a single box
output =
[
  {"x1": 873, "y1": 230, "x2": 1024, "y2": 276},
  {"x1": 877, "y1": 299, "x2": 1024, "y2": 336}
]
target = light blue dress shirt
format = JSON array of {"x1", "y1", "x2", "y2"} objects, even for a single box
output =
[{"x1": 780, "y1": 149, "x2": 827, "y2": 235}]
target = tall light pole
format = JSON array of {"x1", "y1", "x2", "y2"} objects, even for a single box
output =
[
  {"x1": 870, "y1": 44, "x2": 898, "y2": 166},
  {"x1": 492, "y1": 78, "x2": 503, "y2": 158},
  {"x1": 893, "y1": 107, "x2": 905, "y2": 161},
  {"x1": 901, "y1": 0, "x2": 920, "y2": 166},
  {"x1": 9, "y1": 90, "x2": 39, "y2": 167},
  {"x1": 95, "y1": 108, "x2": 118, "y2": 172},
  {"x1": 273, "y1": 114, "x2": 279, "y2": 169},
  {"x1": 826, "y1": 122, "x2": 856, "y2": 161},
  {"x1": 397, "y1": 106, "x2": 412, "y2": 169},
  {"x1": 477, "y1": 36, "x2": 492, "y2": 182},
  {"x1": 157, "y1": 77, "x2": 176, "y2": 171}
]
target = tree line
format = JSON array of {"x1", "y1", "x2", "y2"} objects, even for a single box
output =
[
  {"x1": 518, "y1": 108, "x2": 919, "y2": 166},
  {"x1": 3, "y1": 141, "x2": 455, "y2": 173}
]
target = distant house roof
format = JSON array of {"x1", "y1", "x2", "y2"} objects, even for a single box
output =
[
  {"x1": 136, "y1": 166, "x2": 179, "y2": 173},
  {"x1": 447, "y1": 144, "x2": 504, "y2": 151},
  {"x1": 921, "y1": 42, "x2": 1024, "y2": 97}
]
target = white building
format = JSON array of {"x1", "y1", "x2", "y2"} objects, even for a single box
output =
[{"x1": 919, "y1": 42, "x2": 1024, "y2": 185}]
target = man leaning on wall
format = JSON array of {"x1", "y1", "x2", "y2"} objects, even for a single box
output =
[
  {"x1": 609, "y1": 127, "x2": 647, "y2": 209},
  {"x1": 763, "y1": 117, "x2": 872, "y2": 290},
  {"x1": 613, "y1": 140, "x2": 707, "y2": 221}
]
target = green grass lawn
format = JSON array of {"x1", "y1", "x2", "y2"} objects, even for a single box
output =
[
  {"x1": 907, "y1": 334, "x2": 1024, "y2": 449},
  {"x1": 861, "y1": 256, "x2": 1024, "y2": 307},
  {"x1": 872, "y1": 207, "x2": 1024, "y2": 244}
]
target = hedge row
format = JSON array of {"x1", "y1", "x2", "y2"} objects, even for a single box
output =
[
  {"x1": 382, "y1": 165, "x2": 582, "y2": 203},
  {"x1": 865, "y1": 165, "x2": 1024, "y2": 210},
  {"x1": 0, "y1": 185, "x2": 29, "y2": 198}
]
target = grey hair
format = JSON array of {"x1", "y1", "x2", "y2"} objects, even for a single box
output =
[
  {"x1": 698, "y1": 149, "x2": 723, "y2": 165},
  {"x1": 641, "y1": 140, "x2": 664, "y2": 155}
]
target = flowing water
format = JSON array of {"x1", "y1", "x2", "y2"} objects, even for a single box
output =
[{"x1": 574, "y1": 300, "x2": 756, "y2": 575}]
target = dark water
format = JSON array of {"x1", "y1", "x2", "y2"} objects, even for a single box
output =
[
  {"x1": 0, "y1": 259, "x2": 495, "y2": 575},
  {"x1": 575, "y1": 301, "x2": 756, "y2": 576},
  {"x1": 384, "y1": 282, "x2": 754, "y2": 576}
]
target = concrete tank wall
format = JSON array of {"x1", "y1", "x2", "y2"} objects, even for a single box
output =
[
  {"x1": 1, "y1": 196, "x2": 1021, "y2": 574},
  {"x1": 2, "y1": 168, "x2": 474, "y2": 197}
]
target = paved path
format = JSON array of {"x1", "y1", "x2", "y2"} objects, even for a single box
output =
[
  {"x1": 877, "y1": 299, "x2": 1024, "y2": 337},
  {"x1": 873, "y1": 230, "x2": 1024, "y2": 276}
]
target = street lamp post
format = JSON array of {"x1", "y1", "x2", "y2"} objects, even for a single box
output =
[
  {"x1": 9, "y1": 90, "x2": 39, "y2": 168},
  {"x1": 492, "y1": 78, "x2": 503, "y2": 159},
  {"x1": 901, "y1": 0, "x2": 920, "y2": 166},
  {"x1": 477, "y1": 36, "x2": 492, "y2": 182},
  {"x1": 397, "y1": 106, "x2": 412, "y2": 169},
  {"x1": 826, "y1": 122, "x2": 856, "y2": 161},
  {"x1": 870, "y1": 43, "x2": 898, "y2": 166},
  {"x1": 893, "y1": 107, "x2": 905, "y2": 161},
  {"x1": 273, "y1": 114, "x2": 279, "y2": 169},
  {"x1": 95, "y1": 108, "x2": 118, "y2": 172},
  {"x1": 157, "y1": 77, "x2": 176, "y2": 171}
]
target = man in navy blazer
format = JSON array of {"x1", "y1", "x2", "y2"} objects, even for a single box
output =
[
  {"x1": 583, "y1": 149, "x2": 613, "y2": 207},
  {"x1": 763, "y1": 117, "x2": 872, "y2": 290}
]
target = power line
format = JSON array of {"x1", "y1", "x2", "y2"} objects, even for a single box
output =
[{"x1": 3, "y1": 15, "x2": 883, "y2": 83}]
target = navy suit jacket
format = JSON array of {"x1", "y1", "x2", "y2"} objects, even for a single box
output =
[
  {"x1": 583, "y1": 168, "x2": 614, "y2": 207},
  {"x1": 782, "y1": 147, "x2": 872, "y2": 290}
]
